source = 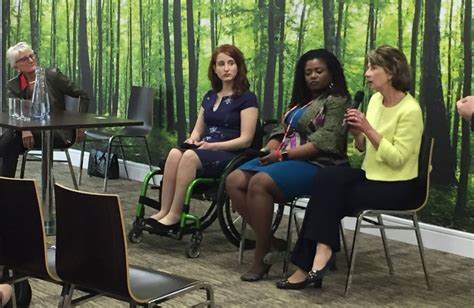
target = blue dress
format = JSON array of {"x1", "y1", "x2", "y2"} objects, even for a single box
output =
[
  {"x1": 239, "y1": 106, "x2": 320, "y2": 200},
  {"x1": 193, "y1": 90, "x2": 258, "y2": 174}
]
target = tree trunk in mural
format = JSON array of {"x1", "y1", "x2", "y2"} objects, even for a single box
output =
[
  {"x1": 420, "y1": 0, "x2": 456, "y2": 185},
  {"x1": 263, "y1": 0, "x2": 276, "y2": 120},
  {"x1": 409, "y1": 0, "x2": 422, "y2": 95},
  {"x1": 341, "y1": 1, "x2": 349, "y2": 62},
  {"x1": 397, "y1": 0, "x2": 403, "y2": 52},
  {"x1": 335, "y1": 0, "x2": 344, "y2": 59},
  {"x1": 296, "y1": 0, "x2": 307, "y2": 60},
  {"x1": 454, "y1": 0, "x2": 471, "y2": 224},
  {"x1": 78, "y1": 0, "x2": 95, "y2": 113},
  {"x1": 446, "y1": 0, "x2": 454, "y2": 121},
  {"x1": 107, "y1": 0, "x2": 114, "y2": 114},
  {"x1": 322, "y1": 0, "x2": 336, "y2": 54},
  {"x1": 50, "y1": 0, "x2": 57, "y2": 66},
  {"x1": 127, "y1": 1, "x2": 133, "y2": 95},
  {"x1": 139, "y1": 0, "x2": 145, "y2": 85},
  {"x1": 276, "y1": 0, "x2": 285, "y2": 118},
  {"x1": 173, "y1": 0, "x2": 186, "y2": 142},
  {"x1": 210, "y1": 0, "x2": 216, "y2": 52},
  {"x1": 362, "y1": 0, "x2": 375, "y2": 108},
  {"x1": 187, "y1": 0, "x2": 198, "y2": 130},
  {"x1": 255, "y1": 0, "x2": 266, "y2": 102},
  {"x1": 1, "y1": 1, "x2": 9, "y2": 106},
  {"x1": 29, "y1": 0, "x2": 38, "y2": 51},
  {"x1": 73, "y1": 0, "x2": 78, "y2": 81},
  {"x1": 163, "y1": 0, "x2": 174, "y2": 132},
  {"x1": 65, "y1": 0, "x2": 72, "y2": 77},
  {"x1": 15, "y1": 1, "x2": 21, "y2": 43},
  {"x1": 97, "y1": 0, "x2": 103, "y2": 114},
  {"x1": 113, "y1": 0, "x2": 120, "y2": 116}
]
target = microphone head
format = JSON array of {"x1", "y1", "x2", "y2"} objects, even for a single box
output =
[{"x1": 351, "y1": 90, "x2": 365, "y2": 109}]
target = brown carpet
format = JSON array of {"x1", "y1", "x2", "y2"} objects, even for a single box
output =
[{"x1": 19, "y1": 162, "x2": 474, "y2": 307}]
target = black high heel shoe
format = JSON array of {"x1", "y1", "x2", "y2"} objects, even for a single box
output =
[
  {"x1": 240, "y1": 263, "x2": 272, "y2": 282},
  {"x1": 275, "y1": 253, "x2": 336, "y2": 290}
]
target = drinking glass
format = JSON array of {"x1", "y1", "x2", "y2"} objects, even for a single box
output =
[
  {"x1": 20, "y1": 99, "x2": 33, "y2": 121},
  {"x1": 8, "y1": 98, "x2": 21, "y2": 118}
]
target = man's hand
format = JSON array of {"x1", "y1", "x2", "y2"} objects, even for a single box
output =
[{"x1": 22, "y1": 131, "x2": 35, "y2": 149}]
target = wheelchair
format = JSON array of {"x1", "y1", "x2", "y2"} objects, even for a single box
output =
[{"x1": 128, "y1": 120, "x2": 285, "y2": 258}]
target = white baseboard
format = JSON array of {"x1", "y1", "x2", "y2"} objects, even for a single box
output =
[{"x1": 64, "y1": 149, "x2": 474, "y2": 259}]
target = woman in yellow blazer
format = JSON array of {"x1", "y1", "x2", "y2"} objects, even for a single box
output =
[{"x1": 276, "y1": 46, "x2": 423, "y2": 290}]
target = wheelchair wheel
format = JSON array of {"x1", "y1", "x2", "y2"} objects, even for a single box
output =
[
  {"x1": 128, "y1": 228, "x2": 143, "y2": 243},
  {"x1": 218, "y1": 192, "x2": 285, "y2": 249},
  {"x1": 185, "y1": 231, "x2": 202, "y2": 258}
]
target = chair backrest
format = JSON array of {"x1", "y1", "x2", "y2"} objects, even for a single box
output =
[
  {"x1": 64, "y1": 95, "x2": 81, "y2": 112},
  {"x1": 413, "y1": 134, "x2": 435, "y2": 211},
  {"x1": 248, "y1": 119, "x2": 264, "y2": 151},
  {"x1": 127, "y1": 86, "x2": 155, "y2": 131},
  {"x1": 0, "y1": 177, "x2": 54, "y2": 281},
  {"x1": 54, "y1": 183, "x2": 132, "y2": 300}
]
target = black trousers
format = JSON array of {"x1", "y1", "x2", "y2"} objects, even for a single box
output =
[
  {"x1": 291, "y1": 166, "x2": 419, "y2": 272},
  {"x1": 0, "y1": 129, "x2": 69, "y2": 177}
]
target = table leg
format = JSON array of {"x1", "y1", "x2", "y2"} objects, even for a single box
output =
[{"x1": 41, "y1": 129, "x2": 55, "y2": 235}]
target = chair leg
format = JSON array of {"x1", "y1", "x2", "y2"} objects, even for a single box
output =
[
  {"x1": 78, "y1": 138, "x2": 87, "y2": 185},
  {"x1": 143, "y1": 137, "x2": 157, "y2": 186},
  {"x1": 20, "y1": 151, "x2": 29, "y2": 179},
  {"x1": 65, "y1": 149, "x2": 79, "y2": 190},
  {"x1": 282, "y1": 202, "x2": 296, "y2": 277},
  {"x1": 205, "y1": 284, "x2": 215, "y2": 307},
  {"x1": 238, "y1": 219, "x2": 247, "y2": 264},
  {"x1": 58, "y1": 284, "x2": 75, "y2": 308},
  {"x1": 345, "y1": 215, "x2": 363, "y2": 296},
  {"x1": 103, "y1": 136, "x2": 116, "y2": 192},
  {"x1": 377, "y1": 214, "x2": 394, "y2": 275},
  {"x1": 413, "y1": 214, "x2": 432, "y2": 290},
  {"x1": 339, "y1": 222, "x2": 350, "y2": 268},
  {"x1": 117, "y1": 137, "x2": 130, "y2": 181}
]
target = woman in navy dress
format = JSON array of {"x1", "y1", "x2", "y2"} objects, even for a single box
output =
[
  {"x1": 226, "y1": 49, "x2": 350, "y2": 281},
  {"x1": 145, "y1": 44, "x2": 258, "y2": 232}
]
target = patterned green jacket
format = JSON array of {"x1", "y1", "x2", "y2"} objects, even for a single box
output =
[{"x1": 269, "y1": 94, "x2": 350, "y2": 167}]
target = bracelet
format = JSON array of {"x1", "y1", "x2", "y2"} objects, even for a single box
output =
[{"x1": 276, "y1": 149, "x2": 283, "y2": 161}]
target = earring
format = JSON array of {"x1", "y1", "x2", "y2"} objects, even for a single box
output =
[{"x1": 329, "y1": 82, "x2": 335, "y2": 90}]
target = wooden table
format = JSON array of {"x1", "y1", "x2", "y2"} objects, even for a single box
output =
[{"x1": 0, "y1": 111, "x2": 143, "y2": 235}]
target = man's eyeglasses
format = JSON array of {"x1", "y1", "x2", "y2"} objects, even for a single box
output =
[{"x1": 16, "y1": 54, "x2": 36, "y2": 64}]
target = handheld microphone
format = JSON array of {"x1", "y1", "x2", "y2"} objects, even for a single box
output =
[{"x1": 342, "y1": 90, "x2": 365, "y2": 134}]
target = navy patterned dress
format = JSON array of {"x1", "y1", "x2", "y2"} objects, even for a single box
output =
[{"x1": 193, "y1": 90, "x2": 258, "y2": 174}]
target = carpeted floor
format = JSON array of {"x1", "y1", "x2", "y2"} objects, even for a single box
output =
[{"x1": 18, "y1": 162, "x2": 474, "y2": 307}]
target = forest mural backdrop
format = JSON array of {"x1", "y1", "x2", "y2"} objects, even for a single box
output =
[{"x1": 0, "y1": 0, "x2": 472, "y2": 233}]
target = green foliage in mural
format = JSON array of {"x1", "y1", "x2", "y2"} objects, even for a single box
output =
[{"x1": 3, "y1": 0, "x2": 472, "y2": 232}]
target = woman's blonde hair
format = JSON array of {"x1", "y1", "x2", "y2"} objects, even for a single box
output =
[{"x1": 6, "y1": 42, "x2": 35, "y2": 69}]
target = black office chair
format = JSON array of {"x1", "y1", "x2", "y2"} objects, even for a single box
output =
[
  {"x1": 20, "y1": 95, "x2": 80, "y2": 189},
  {"x1": 0, "y1": 177, "x2": 59, "y2": 306},
  {"x1": 341, "y1": 135, "x2": 434, "y2": 295},
  {"x1": 54, "y1": 183, "x2": 215, "y2": 307},
  {"x1": 78, "y1": 86, "x2": 155, "y2": 192}
]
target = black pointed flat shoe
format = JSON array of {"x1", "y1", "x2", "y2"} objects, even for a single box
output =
[
  {"x1": 276, "y1": 253, "x2": 336, "y2": 290},
  {"x1": 144, "y1": 218, "x2": 180, "y2": 234}
]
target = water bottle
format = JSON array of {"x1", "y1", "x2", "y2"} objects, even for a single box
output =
[{"x1": 31, "y1": 67, "x2": 50, "y2": 119}]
